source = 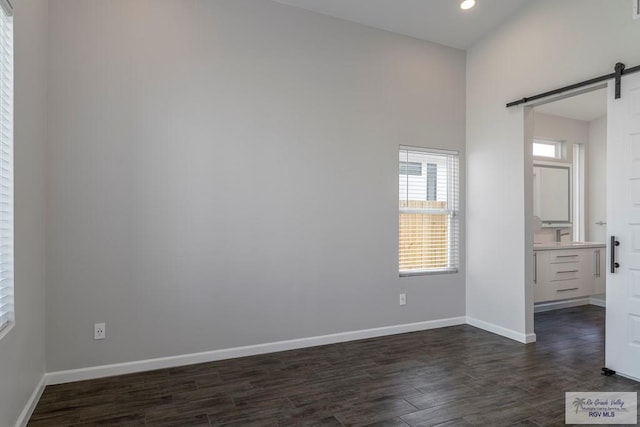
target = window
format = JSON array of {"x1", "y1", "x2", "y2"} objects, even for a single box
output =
[
  {"x1": 399, "y1": 146, "x2": 459, "y2": 276},
  {"x1": 533, "y1": 138, "x2": 562, "y2": 159},
  {"x1": 0, "y1": 1, "x2": 13, "y2": 337},
  {"x1": 399, "y1": 161, "x2": 422, "y2": 176},
  {"x1": 426, "y1": 163, "x2": 437, "y2": 201}
]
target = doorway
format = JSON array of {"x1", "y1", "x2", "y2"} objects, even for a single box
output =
[{"x1": 529, "y1": 86, "x2": 608, "y2": 336}]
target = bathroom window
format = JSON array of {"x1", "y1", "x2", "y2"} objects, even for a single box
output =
[
  {"x1": 399, "y1": 147, "x2": 459, "y2": 276},
  {"x1": 0, "y1": 1, "x2": 13, "y2": 338},
  {"x1": 533, "y1": 138, "x2": 563, "y2": 159}
]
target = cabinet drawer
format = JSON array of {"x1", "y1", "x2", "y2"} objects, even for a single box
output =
[
  {"x1": 552, "y1": 284, "x2": 584, "y2": 299},
  {"x1": 553, "y1": 278, "x2": 581, "y2": 291},
  {"x1": 549, "y1": 261, "x2": 581, "y2": 281},
  {"x1": 549, "y1": 251, "x2": 582, "y2": 264}
]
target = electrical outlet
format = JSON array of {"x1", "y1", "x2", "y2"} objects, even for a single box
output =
[
  {"x1": 94, "y1": 322, "x2": 106, "y2": 340},
  {"x1": 399, "y1": 293, "x2": 407, "y2": 306}
]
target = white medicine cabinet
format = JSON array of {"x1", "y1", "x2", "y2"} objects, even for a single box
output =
[{"x1": 533, "y1": 161, "x2": 572, "y2": 227}]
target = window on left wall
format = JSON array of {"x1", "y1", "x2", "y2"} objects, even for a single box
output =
[{"x1": 0, "y1": 1, "x2": 14, "y2": 338}]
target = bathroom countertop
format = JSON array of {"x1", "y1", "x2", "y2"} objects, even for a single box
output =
[{"x1": 533, "y1": 241, "x2": 606, "y2": 250}]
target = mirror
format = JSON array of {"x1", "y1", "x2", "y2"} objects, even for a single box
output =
[{"x1": 533, "y1": 162, "x2": 572, "y2": 226}]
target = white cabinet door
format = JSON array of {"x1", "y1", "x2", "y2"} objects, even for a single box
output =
[
  {"x1": 534, "y1": 251, "x2": 551, "y2": 302},
  {"x1": 592, "y1": 248, "x2": 605, "y2": 295}
]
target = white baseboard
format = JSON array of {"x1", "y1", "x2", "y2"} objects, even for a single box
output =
[
  {"x1": 534, "y1": 297, "x2": 606, "y2": 313},
  {"x1": 615, "y1": 371, "x2": 640, "y2": 382},
  {"x1": 46, "y1": 316, "x2": 467, "y2": 385},
  {"x1": 15, "y1": 374, "x2": 46, "y2": 427},
  {"x1": 466, "y1": 316, "x2": 536, "y2": 344},
  {"x1": 534, "y1": 298, "x2": 591, "y2": 313}
]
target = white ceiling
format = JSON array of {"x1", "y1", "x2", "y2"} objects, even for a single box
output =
[
  {"x1": 272, "y1": 0, "x2": 533, "y2": 50},
  {"x1": 535, "y1": 88, "x2": 608, "y2": 122}
]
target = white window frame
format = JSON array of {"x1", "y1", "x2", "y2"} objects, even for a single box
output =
[
  {"x1": 0, "y1": 1, "x2": 13, "y2": 339},
  {"x1": 399, "y1": 146, "x2": 459, "y2": 276},
  {"x1": 533, "y1": 138, "x2": 563, "y2": 160}
]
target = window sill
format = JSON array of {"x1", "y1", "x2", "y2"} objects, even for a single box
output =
[
  {"x1": 0, "y1": 321, "x2": 14, "y2": 341},
  {"x1": 400, "y1": 268, "x2": 459, "y2": 277}
]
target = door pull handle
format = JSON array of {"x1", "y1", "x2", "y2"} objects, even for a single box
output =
[{"x1": 610, "y1": 236, "x2": 620, "y2": 273}]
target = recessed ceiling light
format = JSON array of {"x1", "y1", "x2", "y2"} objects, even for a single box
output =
[{"x1": 460, "y1": 0, "x2": 476, "y2": 10}]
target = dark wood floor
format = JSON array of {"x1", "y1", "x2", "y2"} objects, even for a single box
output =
[{"x1": 29, "y1": 305, "x2": 640, "y2": 426}]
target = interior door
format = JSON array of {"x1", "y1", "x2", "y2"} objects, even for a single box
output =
[{"x1": 606, "y1": 72, "x2": 640, "y2": 381}]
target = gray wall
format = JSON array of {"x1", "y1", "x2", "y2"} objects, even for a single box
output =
[
  {"x1": 467, "y1": 0, "x2": 640, "y2": 340},
  {"x1": 0, "y1": 0, "x2": 48, "y2": 425},
  {"x1": 46, "y1": 0, "x2": 466, "y2": 371}
]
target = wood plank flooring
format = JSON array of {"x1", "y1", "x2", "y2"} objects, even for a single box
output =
[{"x1": 28, "y1": 306, "x2": 640, "y2": 426}]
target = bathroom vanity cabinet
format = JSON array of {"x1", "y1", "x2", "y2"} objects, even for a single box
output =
[{"x1": 533, "y1": 243, "x2": 606, "y2": 303}]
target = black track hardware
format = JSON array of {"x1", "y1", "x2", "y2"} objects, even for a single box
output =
[
  {"x1": 601, "y1": 367, "x2": 616, "y2": 377},
  {"x1": 506, "y1": 62, "x2": 640, "y2": 107}
]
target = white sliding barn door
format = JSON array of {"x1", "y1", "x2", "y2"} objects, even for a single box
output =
[{"x1": 606, "y1": 72, "x2": 640, "y2": 381}]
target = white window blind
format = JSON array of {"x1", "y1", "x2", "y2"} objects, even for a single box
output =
[
  {"x1": 0, "y1": 5, "x2": 13, "y2": 335},
  {"x1": 399, "y1": 146, "x2": 459, "y2": 276}
]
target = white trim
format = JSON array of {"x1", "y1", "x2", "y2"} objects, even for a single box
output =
[
  {"x1": 399, "y1": 144, "x2": 459, "y2": 156},
  {"x1": 45, "y1": 316, "x2": 467, "y2": 385},
  {"x1": 15, "y1": 374, "x2": 46, "y2": 427},
  {"x1": 533, "y1": 297, "x2": 606, "y2": 313},
  {"x1": 572, "y1": 142, "x2": 585, "y2": 241},
  {"x1": 0, "y1": 321, "x2": 14, "y2": 341},
  {"x1": 534, "y1": 298, "x2": 591, "y2": 313},
  {"x1": 616, "y1": 371, "x2": 640, "y2": 382},
  {"x1": 466, "y1": 316, "x2": 536, "y2": 344},
  {"x1": 527, "y1": 83, "x2": 608, "y2": 109}
]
